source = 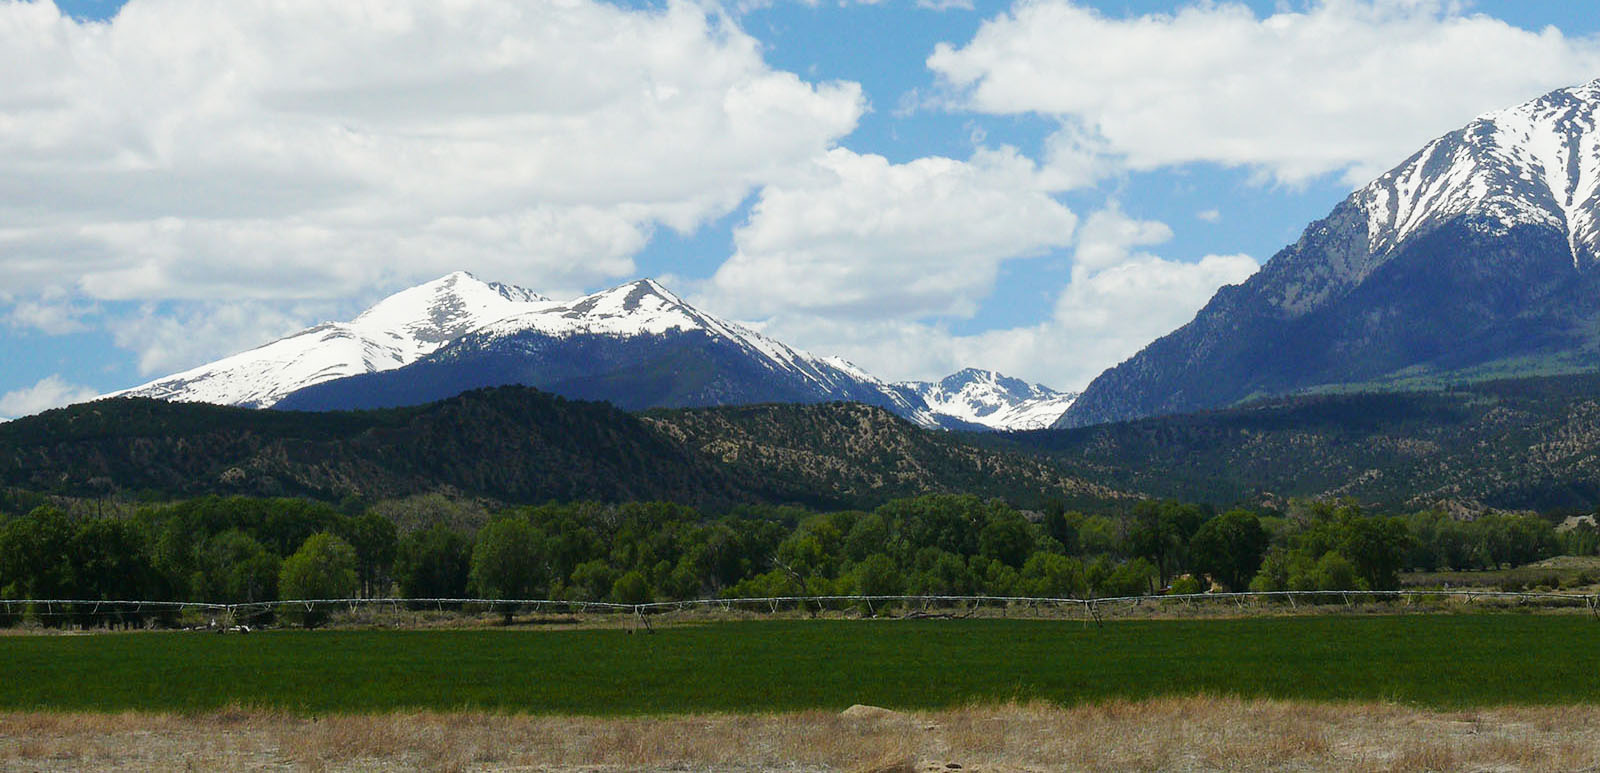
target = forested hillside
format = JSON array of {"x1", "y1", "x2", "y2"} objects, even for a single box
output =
[
  {"x1": 21, "y1": 375, "x2": 1600, "y2": 516},
  {"x1": 1009, "y1": 374, "x2": 1600, "y2": 512},
  {"x1": 0, "y1": 389, "x2": 1123, "y2": 511},
  {"x1": 0, "y1": 389, "x2": 747, "y2": 507},
  {"x1": 644, "y1": 402, "x2": 1126, "y2": 510}
]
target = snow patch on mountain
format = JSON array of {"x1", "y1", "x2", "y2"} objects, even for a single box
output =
[
  {"x1": 472, "y1": 279, "x2": 944, "y2": 427},
  {"x1": 107, "y1": 272, "x2": 550, "y2": 408},
  {"x1": 106, "y1": 272, "x2": 952, "y2": 428},
  {"x1": 898, "y1": 368, "x2": 1077, "y2": 431},
  {"x1": 1359, "y1": 78, "x2": 1600, "y2": 264}
]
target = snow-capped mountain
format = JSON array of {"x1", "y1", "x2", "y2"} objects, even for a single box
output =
[
  {"x1": 115, "y1": 272, "x2": 951, "y2": 427},
  {"x1": 278, "y1": 277, "x2": 941, "y2": 425},
  {"x1": 1063, "y1": 77, "x2": 1600, "y2": 427},
  {"x1": 107, "y1": 272, "x2": 549, "y2": 408},
  {"x1": 897, "y1": 369, "x2": 1077, "y2": 431},
  {"x1": 1360, "y1": 79, "x2": 1600, "y2": 271}
]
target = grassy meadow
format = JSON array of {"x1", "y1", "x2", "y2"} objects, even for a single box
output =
[{"x1": 4, "y1": 616, "x2": 1599, "y2": 715}]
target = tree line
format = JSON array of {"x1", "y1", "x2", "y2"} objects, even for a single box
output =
[{"x1": 1, "y1": 494, "x2": 1594, "y2": 627}]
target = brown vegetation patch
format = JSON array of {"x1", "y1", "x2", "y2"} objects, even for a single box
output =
[{"x1": 3, "y1": 697, "x2": 1600, "y2": 771}]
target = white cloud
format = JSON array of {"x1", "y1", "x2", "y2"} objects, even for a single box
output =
[
  {"x1": 0, "y1": 0, "x2": 863, "y2": 302},
  {"x1": 5, "y1": 287, "x2": 98, "y2": 334},
  {"x1": 1030, "y1": 253, "x2": 1261, "y2": 383},
  {"x1": 929, "y1": 0, "x2": 1600, "y2": 184},
  {"x1": 1197, "y1": 209, "x2": 1222, "y2": 224},
  {"x1": 701, "y1": 146, "x2": 1077, "y2": 319},
  {"x1": 0, "y1": 375, "x2": 101, "y2": 419},
  {"x1": 917, "y1": 0, "x2": 974, "y2": 11},
  {"x1": 110, "y1": 300, "x2": 339, "y2": 376},
  {"x1": 1073, "y1": 205, "x2": 1172, "y2": 272},
  {"x1": 738, "y1": 206, "x2": 1259, "y2": 389}
]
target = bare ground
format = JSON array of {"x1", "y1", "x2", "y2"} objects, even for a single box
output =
[{"x1": 3, "y1": 698, "x2": 1600, "y2": 772}]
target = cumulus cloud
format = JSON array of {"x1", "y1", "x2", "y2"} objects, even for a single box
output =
[
  {"x1": 916, "y1": 0, "x2": 974, "y2": 11},
  {"x1": 0, "y1": 375, "x2": 101, "y2": 419},
  {"x1": 743, "y1": 207, "x2": 1259, "y2": 389},
  {"x1": 1072, "y1": 205, "x2": 1173, "y2": 272},
  {"x1": 701, "y1": 146, "x2": 1077, "y2": 319},
  {"x1": 5, "y1": 287, "x2": 98, "y2": 334},
  {"x1": 1028, "y1": 253, "x2": 1261, "y2": 383},
  {"x1": 0, "y1": 0, "x2": 862, "y2": 302},
  {"x1": 110, "y1": 300, "x2": 339, "y2": 376},
  {"x1": 929, "y1": 0, "x2": 1600, "y2": 184}
]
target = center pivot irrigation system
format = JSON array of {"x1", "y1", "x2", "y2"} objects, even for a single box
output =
[{"x1": 4, "y1": 589, "x2": 1599, "y2": 630}]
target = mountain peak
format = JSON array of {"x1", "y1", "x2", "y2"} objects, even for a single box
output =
[
  {"x1": 898, "y1": 369, "x2": 1075, "y2": 431},
  {"x1": 353, "y1": 272, "x2": 550, "y2": 344},
  {"x1": 1357, "y1": 76, "x2": 1600, "y2": 268},
  {"x1": 1060, "y1": 77, "x2": 1600, "y2": 428},
  {"x1": 109, "y1": 270, "x2": 1039, "y2": 432},
  {"x1": 583, "y1": 277, "x2": 685, "y2": 313},
  {"x1": 110, "y1": 271, "x2": 553, "y2": 408}
]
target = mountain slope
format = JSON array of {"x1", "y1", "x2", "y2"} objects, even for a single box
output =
[
  {"x1": 274, "y1": 279, "x2": 943, "y2": 426},
  {"x1": 646, "y1": 401, "x2": 1123, "y2": 509},
  {"x1": 1, "y1": 389, "x2": 745, "y2": 506},
  {"x1": 1060, "y1": 78, "x2": 1600, "y2": 427},
  {"x1": 1013, "y1": 373, "x2": 1600, "y2": 512},
  {"x1": 107, "y1": 272, "x2": 549, "y2": 408},
  {"x1": 896, "y1": 368, "x2": 1078, "y2": 431},
  {"x1": 0, "y1": 388, "x2": 1128, "y2": 511},
  {"x1": 105, "y1": 272, "x2": 1069, "y2": 431}
]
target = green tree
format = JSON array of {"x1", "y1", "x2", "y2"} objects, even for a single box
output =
[
  {"x1": 0, "y1": 507, "x2": 76, "y2": 626},
  {"x1": 395, "y1": 526, "x2": 471, "y2": 600},
  {"x1": 194, "y1": 530, "x2": 280, "y2": 604},
  {"x1": 1249, "y1": 547, "x2": 1292, "y2": 592},
  {"x1": 1312, "y1": 551, "x2": 1359, "y2": 591},
  {"x1": 979, "y1": 510, "x2": 1035, "y2": 568},
  {"x1": 843, "y1": 513, "x2": 890, "y2": 563},
  {"x1": 1019, "y1": 552, "x2": 1084, "y2": 598},
  {"x1": 568, "y1": 560, "x2": 616, "y2": 602},
  {"x1": 909, "y1": 549, "x2": 975, "y2": 595},
  {"x1": 68, "y1": 517, "x2": 162, "y2": 627},
  {"x1": 1101, "y1": 558, "x2": 1157, "y2": 597},
  {"x1": 339, "y1": 512, "x2": 397, "y2": 598},
  {"x1": 469, "y1": 518, "x2": 547, "y2": 622},
  {"x1": 851, "y1": 554, "x2": 904, "y2": 598},
  {"x1": 1042, "y1": 506, "x2": 1079, "y2": 555},
  {"x1": 1565, "y1": 520, "x2": 1599, "y2": 557},
  {"x1": 1128, "y1": 500, "x2": 1209, "y2": 586},
  {"x1": 278, "y1": 533, "x2": 359, "y2": 627},
  {"x1": 1189, "y1": 510, "x2": 1269, "y2": 591},
  {"x1": 611, "y1": 570, "x2": 653, "y2": 605},
  {"x1": 1338, "y1": 516, "x2": 1410, "y2": 591}
]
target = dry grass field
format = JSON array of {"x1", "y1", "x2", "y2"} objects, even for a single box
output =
[{"x1": 4, "y1": 698, "x2": 1600, "y2": 772}]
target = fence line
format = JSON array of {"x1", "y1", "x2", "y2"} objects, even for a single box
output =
[{"x1": 4, "y1": 589, "x2": 1598, "y2": 625}]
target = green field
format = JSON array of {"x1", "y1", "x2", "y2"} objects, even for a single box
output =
[{"x1": 4, "y1": 616, "x2": 1599, "y2": 714}]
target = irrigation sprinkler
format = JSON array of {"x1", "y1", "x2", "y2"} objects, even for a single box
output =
[{"x1": 2, "y1": 590, "x2": 1597, "y2": 630}]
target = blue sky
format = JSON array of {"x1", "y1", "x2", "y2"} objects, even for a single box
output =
[{"x1": 4, "y1": 0, "x2": 1600, "y2": 417}]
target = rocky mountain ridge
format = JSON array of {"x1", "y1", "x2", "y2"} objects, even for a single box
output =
[
  {"x1": 109, "y1": 272, "x2": 1066, "y2": 430},
  {"x1": 1060, "y1": 77, "x2": 1600, "y2": 427}
]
